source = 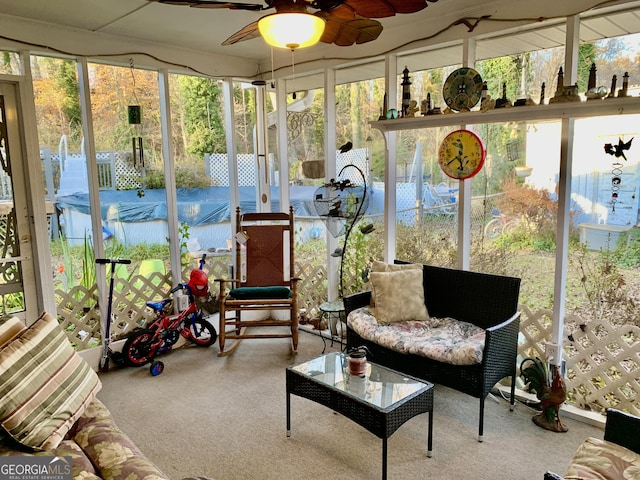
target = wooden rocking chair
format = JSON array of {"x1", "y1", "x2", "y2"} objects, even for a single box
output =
[{"x1": 215, "y1": 207, "x2": 299, "y2": 356}]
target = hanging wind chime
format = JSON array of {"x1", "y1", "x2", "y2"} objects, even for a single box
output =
[
  {"x1": 128, "y1": 60, "x2": 145, "y2": 198},
  {"x1": 604, "y1": 136, "x2": 633, "y2": 214}
]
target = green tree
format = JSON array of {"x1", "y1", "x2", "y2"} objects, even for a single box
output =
[
  {"x1": 53, "y1": 59, "x2": 82, "y2": 145},
  {"x1": 178, "y1": 76, "x2": 226, "y2": 157},
  {"x1": 577, "y1": 43, "x2": 597, "y2": 92}
]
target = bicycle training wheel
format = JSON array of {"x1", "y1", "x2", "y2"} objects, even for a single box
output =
[
  {"x1": 122, "y1": 329, "x2": 155, "y2": 367},
  {"x1": 150, "y1": 360, "x2": 164, "y2": 376},
  {"x1": 187, "y1": 317, "x2": 217, "y2": 347}
]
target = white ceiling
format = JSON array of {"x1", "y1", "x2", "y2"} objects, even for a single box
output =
[{"x1": 0, "y1": 0, "x2": 639, "y2": 83}]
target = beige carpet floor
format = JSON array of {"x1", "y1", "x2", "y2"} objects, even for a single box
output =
[{"x1": 97, "y1": 328, "x2": 601, "y2": 480}]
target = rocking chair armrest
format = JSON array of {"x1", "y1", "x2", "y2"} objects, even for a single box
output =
[{"x1": 215, "y1": 278, "x2": 241, "y2": 287}]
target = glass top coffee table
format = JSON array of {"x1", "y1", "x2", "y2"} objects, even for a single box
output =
[{"x1": 286, "y1": 352, "x2": 434, "y2": 480}]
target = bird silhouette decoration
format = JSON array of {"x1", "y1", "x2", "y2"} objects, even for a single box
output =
[
  {"x1": 604, "y1": 137, "x2": 633, "y2": 161},
  {"x1": 520, "y1": 357, "x2": 568, "y2": 433},
  {"x1": 338, "y1": 141, "x2": 353, "y2": 153}
]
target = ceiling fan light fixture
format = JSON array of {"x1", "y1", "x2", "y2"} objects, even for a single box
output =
[{"x1": 258, "y1": 12, "x2": 325, "y2": 50}]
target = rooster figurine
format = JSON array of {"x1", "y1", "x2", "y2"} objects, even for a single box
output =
[{"x1": 520, "y1": 357, "x2": 569, "y2": 432}]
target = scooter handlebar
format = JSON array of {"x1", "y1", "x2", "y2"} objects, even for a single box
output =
[{"x1": 95, "y1": 258, "x2": 132, "y2": 265}]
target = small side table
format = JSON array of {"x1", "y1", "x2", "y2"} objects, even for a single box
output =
[{"x1": 318, "y1": 299, "x2": 346, "y2": 352}]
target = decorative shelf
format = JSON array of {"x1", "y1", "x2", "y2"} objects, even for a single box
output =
[{"x1": 370, "y1": 96, "x2": 640, "y2": 132}]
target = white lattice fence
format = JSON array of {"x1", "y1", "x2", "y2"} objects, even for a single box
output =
[
  {"x1": 296, "y1": 262, "x2": 327, "y2": 313},
  {"x1": 55, "y1": 270, "x2": 172, "y2": 349},
  {"x1": 206, "y1": 153, "x2": 275, "y2": 186},
  {"x1": 564, "y1": 319, "x2": 640, "y2": 416},
  {"x1": 114, "y1": 151, "x2": 142, "y2": 190},
  {"x1": 518, "y1": 305, "x2": 640, "y2": 416},
  {"x1": 56, "y1": 285, "x2": 101, "y2": 349}
]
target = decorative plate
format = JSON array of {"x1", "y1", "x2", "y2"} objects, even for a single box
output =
[{"x1": 442, "y1": 67, "x2": 484, "y2": 112}]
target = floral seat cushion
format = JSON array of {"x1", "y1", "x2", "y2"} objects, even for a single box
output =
[
  {"x1": 347, "y1": 306, "x2": 486, "y2": 366},
  {"x1": 564, "y1": 436, "x2": 640, "y2": 480}
]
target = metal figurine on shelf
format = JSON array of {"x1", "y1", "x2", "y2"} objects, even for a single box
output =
[
  {"x1": 495, "y1": 82, "x2": 512, "y2": 108},
  {"x1": 480, "y1": 81, "x2": 495, "y2": 111},
  {"x1": 549, "y1": 66, "x2": 581, "y2": 103},
  {"x1": 587, "y1": 63, "x2": 597, "y2": 93},
  {"x1": 618, "y1": 72, "x2": 630, "y2": 97},
  {"x1": 539, "y1": 82, "x2": 545, "y2": 105},
  {"x1": 420, "y1": 95, "x2": 429, "y2": 116},
  {"x1": 401, "y1": 66, "x2": 412, "y2": 117},
  {"x1": 585, "y1": 63, "x2": 610, "y2": 100},
  {"x1": 555, "y1": 66, "x2": 564, "y2": 96},
  {"x1": 607, "y1": 75, "x2": 617, "y2": 99},
  {"x1": 378, "y1": 92, "x2": 388, "y2": 120}
]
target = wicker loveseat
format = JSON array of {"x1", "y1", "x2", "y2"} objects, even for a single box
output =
[
  {"x1": 544, "y1": 409, "x2": 640, "y2": 480},
  {"x1": 0, "y1": 313, "x2": 172, "y2": 480},
  {"x1": 344, "y1": 261, "x2": 521, "y2": 441}
]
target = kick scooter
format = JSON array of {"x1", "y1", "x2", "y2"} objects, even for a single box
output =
[{"x1": 96, "y1": 258, "x2": 132, "y2": 372}]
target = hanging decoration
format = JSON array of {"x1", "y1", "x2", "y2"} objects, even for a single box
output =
[
  {"x1": 128, "y1": 59, "x2": 145, "y2": 198},
  {"x1": 313, "y1": 164, "x2": 371, "y2": 296},
  {"x1": 603, "y1": 136, "x2": 634, "y2": 214}
]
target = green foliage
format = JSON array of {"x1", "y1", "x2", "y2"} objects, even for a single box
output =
[
  {"x1": 0, "y1": 292, "x2": 25, "y2": 314},
  {"x1": 578, "y1": 43, "x2": 597, "y2": 92},
  {"x1": 477, "y1": 56, "x2": 521, "y2": 102},
  {"x1": 81, "y1": 234, "x2": 96, "y2": 291},
  {"x1": 53, "y1": 60, "x2": 82, "y2": 144},
  {"x1": 177, "y1": 222, "x2": 192, "y2": 267},
  {"x1": 58, "y1": 234, "x2": 127, "y2": 301},
  {"x1": 144, "y1": 163, "x2": 211, "y2": 189},
  {"x1": 124, "y1": 242, "x2": 169, "y2": 262},
  {"x1": 341, "y1": 221, "x2": 384, "y2": 296},
  {"x1": 614, "y1": 229, "x2": 640, "y2": 267},
  {"x1": 177, "y1": 76, "x2": 226, "y2": 157}
]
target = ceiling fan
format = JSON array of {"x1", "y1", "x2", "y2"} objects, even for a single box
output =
[{"x1": 146, "y1": 0, "x2": 438, "y2": 48}]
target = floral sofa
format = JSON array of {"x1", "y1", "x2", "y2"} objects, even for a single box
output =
[
  {"x1": 344, "y1": 261, "x2": 521, "y2": 441},
  {"x1": 0, "y1": 313, "x2": 172, "y2": 480},
  {"x1": 544, "y1": 408, "x2": 640, "y2": 480}
]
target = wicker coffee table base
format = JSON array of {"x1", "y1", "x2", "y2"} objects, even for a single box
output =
[{"x1": 286, "y1": 360, "x2": 434, "y2": 480}]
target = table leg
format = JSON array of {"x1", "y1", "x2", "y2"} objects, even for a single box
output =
[
  {"x1": 321, "y1": 333, "x2": 328, "y2": 354},
  {"x1": 286, "y1": 391, "x2": 291, "y2": 437},
  {"x1": 382, "y1": 437, "x2": 387, "y2": 480},
  {"x1": 427, "y1": 409, "x2": 433, "y2": 457}
]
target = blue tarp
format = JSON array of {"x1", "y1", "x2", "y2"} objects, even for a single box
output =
[{"x1": 56, "y1": 185, "x2": 384, "y2": 226}]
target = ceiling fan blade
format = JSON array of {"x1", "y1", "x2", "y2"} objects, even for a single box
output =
[
  {"x1": 150, "y1": 0, "x2": 265, "y2": 10},
  {"x1": 339, "y1": 0, "x2": 429, "y2": 18},
  {"x1": 222, "y1": 20, "x2": 262, "y2": 45},
  {"x1": 317, "y1": 14, "x2": 383, "y2": 46}
]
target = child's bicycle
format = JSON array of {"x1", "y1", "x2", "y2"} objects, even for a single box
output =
[
  {"x1": 122, "y1": 254, "x2": 217, "y2": 376},
  {"x1": 484, "y1": 209, "x2": 522, "y2": 239}
]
